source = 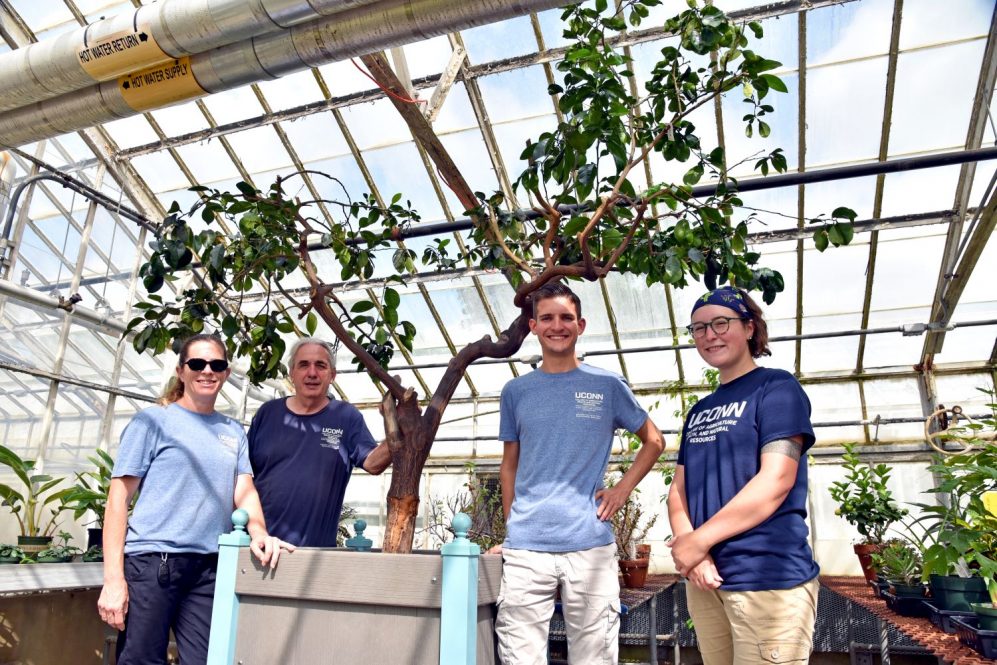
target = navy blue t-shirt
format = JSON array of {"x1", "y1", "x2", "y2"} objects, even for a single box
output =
[
  {"x1": 677, "y1": 367, "x2": 819, "y2": 591},
  {"x1": 248, "y1": 398, "x2": 376, "y2": 547}
]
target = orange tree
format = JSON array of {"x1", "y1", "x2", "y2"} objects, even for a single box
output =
[{"x1": 127, "y1": 0, "x2": 854, "y2": 552}]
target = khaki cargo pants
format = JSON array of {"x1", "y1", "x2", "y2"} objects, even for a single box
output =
[
  {"x1": 496, "y1": 544, "x2": 620, "y2": 665},
  {"x1": 686, "y1": 577, "x2": 819, "y2": 665}
]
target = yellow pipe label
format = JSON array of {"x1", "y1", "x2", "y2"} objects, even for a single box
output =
[
  {"x1": 984, "y1": 490, "x2": 997, "y2": 518},
  {"x1": 77, "y1": 27, "x2": 169, "y2": 80},
  {"x1": 118, "y1": 57, "x2": 205, "y2": 112}
]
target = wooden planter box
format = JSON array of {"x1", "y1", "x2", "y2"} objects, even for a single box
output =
[{"x1": 229, "y1": 549, "x2": 502, "y2": 664}]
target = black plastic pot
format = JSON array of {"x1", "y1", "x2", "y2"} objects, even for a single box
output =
[{"x1": 930, "y1": 574, "x2": 990, "y2": 613}]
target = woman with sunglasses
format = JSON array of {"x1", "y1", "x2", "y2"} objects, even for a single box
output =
[
  {"x1": 666, "y1": 286, "x2": 819, "y2": 665},
  {"x1": 97, "y1": 334, "x2": 294, "y2": 665}
]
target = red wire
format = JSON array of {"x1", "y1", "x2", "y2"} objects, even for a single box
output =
[{"x1": 351, "y1": 58, "x2": 427, "y2": 105}]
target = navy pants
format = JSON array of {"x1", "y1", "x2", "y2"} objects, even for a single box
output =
[{"x1": 116, "y1": 552, "x2": 218, "y2": 665}]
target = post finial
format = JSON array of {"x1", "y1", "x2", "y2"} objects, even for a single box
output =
[
  {"x1": 345, "y1": 519, "x2": 373, "y2": 551},
  {"x1": 452, "y1": 512, "x2": 472, "y2": 540},
  {"x1": 231, "y1": 509, "x2": 249, "y2": 532}
]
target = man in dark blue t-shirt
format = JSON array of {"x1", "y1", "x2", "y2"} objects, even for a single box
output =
[{"x1": 249, "y1": 338, "x2": 392, "y2": 547}]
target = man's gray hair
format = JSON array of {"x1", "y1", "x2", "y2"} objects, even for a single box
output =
[{"x1": 287, "y1": 337, "x2": 337, "y2": 368}]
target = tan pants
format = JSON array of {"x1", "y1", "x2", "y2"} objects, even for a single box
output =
[
  {"x1": 496, "y1": 544, "x2": 620, "y2": 665},
  {"x1": 685, "y1": 578, "x2": 819, "y2": 665}
]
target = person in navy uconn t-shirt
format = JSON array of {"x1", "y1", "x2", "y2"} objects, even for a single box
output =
[
  {"x1": 249, "y1": 338, "x2": 392, "y2": 547},
  {"x1": 667, "y1": 287, "x2": 819, "y2": 665}
]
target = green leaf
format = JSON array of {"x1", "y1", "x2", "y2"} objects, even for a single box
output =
[
  {"x1": 760, "y1": 74, "x2": 788, "y2": 93},
  {"x1": 832, "y1": 206, "x2": 858, "y2": 222},
  {"x1": 384, "y1": 287, "x2": 400, "y2": 309},
  {"x1": 828, "y1": 224, "x2": 845, "y2": 246}
]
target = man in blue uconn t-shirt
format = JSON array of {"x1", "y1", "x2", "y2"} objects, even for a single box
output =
[
  {"x1": 248, "y1": 338, "x2": 392, "y2": 547},
  {"x1": 492, "y1": 282, "x2": 665, "y2": 665}
]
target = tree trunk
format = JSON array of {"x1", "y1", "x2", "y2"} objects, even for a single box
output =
[{"x1": 381, "y1": 395, "x2": 433, "y2": 553}]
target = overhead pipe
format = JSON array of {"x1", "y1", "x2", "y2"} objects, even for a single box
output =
[
  {"x1": 0, "y1": 0, "x2": 567, "y2": 148},
  {"x1": 0, "y1": 0, "x2": 389, "y2": 114}
]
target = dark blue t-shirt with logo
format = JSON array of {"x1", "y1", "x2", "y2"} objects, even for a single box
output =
[
  {"x1": 248, "y1": 397, "x2": 376, "y2": 547},
  {"x1": 677, "y1": 367, "x2": 819, "y2": 591}
]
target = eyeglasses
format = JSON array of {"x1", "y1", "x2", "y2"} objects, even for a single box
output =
[
  {"x1": 183, "y1": 358, "x2": 229, "y2": 372},
  {"x1": 686, "y1": 316, "x2": 745, "y2": 339}
]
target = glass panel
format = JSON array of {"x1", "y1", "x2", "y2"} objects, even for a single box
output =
[
  {"x1": 861, "y1": 377, "x2": 925, "y2": 442},
  {"x1": 199, "y1": 86, "x2": 265, "y2": 125},
  {"x1": 806, "y1": 58, "x2": 888, "y2": 166},
  {"x1": 0, "y1": 371, "x2": 50, "y2": 457},
  {"x1": 807, "y1": 0, "x2": 893, "y2": 66},
  {"x1": 47, "y1": 388, "x2": 108, "y2": 474},
  {"x1": 805, "y1": 382, "x2": 865, "y2": 444},
  {"x1": 899, "y1": 0, "x2": 994, "y2": 49},
  {"x1": 254, "y1": 69, "x2": 324, "y2": 112},
  {"x1": 890, "y1": 41, "x2": 985, "y2": 155},
  {"x1": 150, "y1": 103, "x2": 211, "y2": 137},
  {"x1": 462, "y1": 14, "x2": 536, "y2": 64},
  {"x1": 400, "y1": 35, "x2": 455, "y2": 80}
]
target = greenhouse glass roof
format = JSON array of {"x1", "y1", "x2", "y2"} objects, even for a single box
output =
[{"x1": 0, "y1": 0, "x2": 995, "y2": 477}]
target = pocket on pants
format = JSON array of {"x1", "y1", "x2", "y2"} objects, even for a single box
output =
[{"x1": 758, "y1": 640, "x2": 810, "y2": 663}]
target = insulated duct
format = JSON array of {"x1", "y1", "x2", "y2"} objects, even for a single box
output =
[
  {"x1": 0, "y1": 0, "x2": 387, "y2": 114},
  {"x1": 0, "y1": 0, "x2": 566, "y2": 148}
]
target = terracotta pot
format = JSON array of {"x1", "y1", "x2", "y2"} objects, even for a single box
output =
[
  {"x1": 619, "y1": 558, "x2": 649, "y2": 589},
  {"x1": 853, "y1": 543, "x2": 881, "y2": 583},
  {"x1": 636, "y1": 543, "x2": 651, "y2": 560}
]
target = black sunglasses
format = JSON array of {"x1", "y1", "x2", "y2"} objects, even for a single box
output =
[{"x1": 183, "y1": 358, "x2": 229, "y2": 372}]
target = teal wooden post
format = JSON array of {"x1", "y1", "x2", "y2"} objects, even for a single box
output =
[
  {"x1": 207, "y1": 509, "x2": 251, "y2": 665},
  {"x1": 439, "y1": 513, "x2": 480, "y2": 665}
]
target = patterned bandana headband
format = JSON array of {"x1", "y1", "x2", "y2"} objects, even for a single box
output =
[{"x1": 690, "y1": 286, "x2": 751, "y2": 318}]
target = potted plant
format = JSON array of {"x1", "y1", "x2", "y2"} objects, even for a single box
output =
[
  {"x1": 60, "y1": 449, "x2": 115, "y2": 550},
  {"x1": 873, "y1": 539, "x2": 925, "y2": 598},
  {"x1": 82, "y1": 545, "x2": 103, "y2": 563},
  {"x1": 920, "y1": 395, "x2": 997, "y2": 612},
  {"x1": 828, "y1": 442, "x2": 908, "y2": 582},
  {"x1": 33, "y1": 531, "x2": 81, "y2": 563},
  {"x1": 424, "y1": 472, "x2": 506, "y2": 551},
  {"x1": 610, "y1": 474, "x2": 658, "y2": 589},
  {"x1": 0, "y1": 444, "x2": 72, "y2": 556},
  {"x1": 0, "y1": 544, "x2": 26, "y2": 564}
]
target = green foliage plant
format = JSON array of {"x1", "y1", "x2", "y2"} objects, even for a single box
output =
[
  {"x1": 34, "y1": 531, "x2": 81, "y2": 563},
  {"x1": 828, "y1": 442, "x2": 907, "y2": 545},
  {"x1": 918, "y1": 389, "x2": 997, "y2": 602},
  {"x1": 82, "y1": 545, "x2": 104, "y2": 563},
  {"x1": 0, "y1": 444, "x2": 72, "y2": 538},
  {"x1": 871, "y1": 539, "x2": 923, "y2": 587},
  {"x1": 0, "y1": 544, "x2": 27, "y2": 563},
  {"x1": 60, "y1": 449, "x2": 115, "y2": 529},
  {"x1": 124, "y1": 0, "x2": 854, "y2": 553}
]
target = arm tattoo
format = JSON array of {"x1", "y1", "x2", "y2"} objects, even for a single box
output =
[{"x1": 760, "y1": 437, "x2": 802, "y2": 461}]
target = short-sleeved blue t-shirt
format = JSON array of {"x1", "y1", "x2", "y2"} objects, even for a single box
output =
[
  {"x1": 499, "y1": 364, "x2": 648, "y2": 552},
  {"x1": 113, "y1": 403, "x2": 252, "y2": 555},
  {"x1": 677, "y1": 367, "x2": 819, "y2": 591},
  {"x1": 248, "y1": 398, "x2": 376, "y2": 547}
]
